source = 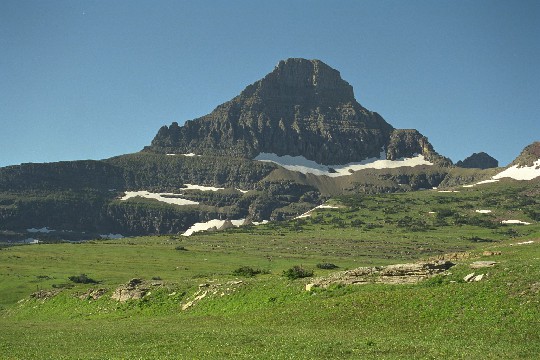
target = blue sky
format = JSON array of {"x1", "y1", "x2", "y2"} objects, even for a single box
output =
[{"x1": 1, "y1": 0, "x2": 539, "y2": 167}]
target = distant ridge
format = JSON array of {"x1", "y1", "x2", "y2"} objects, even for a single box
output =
[
  {"x1": 145, "y1": 58, "x2": 450, "y2": 166},
  {"x1": 456, "y1": 152, "x2": 498, "y2": 169}
]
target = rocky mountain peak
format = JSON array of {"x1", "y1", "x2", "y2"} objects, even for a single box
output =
[
  {"x1": 240, "y1": 58, "x2": 355, "y2": 105},
  {"x1": 145, "y1": 58, "x2": 446, "y2": 166},
  {"x1": 511, "y1": 142, "x2": 540, "y2": 167},
  {"x1": 456, "y1": 152, "x2": 498, "y2": 169}
]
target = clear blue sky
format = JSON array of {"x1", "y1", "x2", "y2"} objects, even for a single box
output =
[{"x1": 1, "y1": 0, "x2": 539, "y2": 167}]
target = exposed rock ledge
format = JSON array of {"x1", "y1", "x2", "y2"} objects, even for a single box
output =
[
  {"x1": 306, "y1": 260, "x2": 455, "y2": 290},
  {"x1": 111, "y1": 278, "x2": 163, "y2": 302}
]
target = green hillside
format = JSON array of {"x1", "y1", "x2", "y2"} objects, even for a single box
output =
[{"x1": 1, "y1": 179, "x2": 539, "y2": 359}]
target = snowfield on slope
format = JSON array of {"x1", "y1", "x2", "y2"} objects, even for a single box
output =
[
  {"x1": 121, "y1": 191, "x2": 199, "y2": 206},
  {"x1": 464, "y1": 159, "x2": 540, "y2": 187},
  {"x1": 255, "y1": 151, "x2": 432, "y2": 177},
  {"x1": 120, "y1": 184, "x2": 248, "y2": 206},
  {"x1": 501, "y1": 220, "x2": 531, "y2": 225},
  {"x1": 182, "y1": 219, "x2": 268, "y2": 236},
  {"x1": 295, "y1": 204, "x2": 341, "y2": 219},
  {"x1": 27, "y1": 227, "x2": 55, "y2": 233},
  {"x1": 493, "y1": 159, "x2": 540, "y2": 181}
]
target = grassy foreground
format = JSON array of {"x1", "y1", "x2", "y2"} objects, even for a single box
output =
[{"x1": 1, "y1": 181, "x2": 539, "y2": 359}]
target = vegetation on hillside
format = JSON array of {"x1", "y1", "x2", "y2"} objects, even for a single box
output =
[{"x1": 1, "y1": 179, "x2": 539, "y2": 358}]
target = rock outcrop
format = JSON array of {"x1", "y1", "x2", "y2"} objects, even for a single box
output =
[
  {"x1": 111, "y1": 278, "x2": 151, "y2": 302},
  {"x1": 145, "y1": 58, "x2": 445, "y2": 165},
  {"x1": 510, "y1": 142, "x2": 540, "y2": 167},
  {"x1": 386, "y1": 129, "x2": 451, "y2": 166},
  {"x1": 306, "y1": 260, "x2": 455, "y2": 290},
  {"x1": 456, "y1": 152, "x2": 498, "y2": 169}
]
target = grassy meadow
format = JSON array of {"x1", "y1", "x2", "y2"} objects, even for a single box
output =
[{"x1": 1, "y1": 180, "x2": 539, "y2": 359}]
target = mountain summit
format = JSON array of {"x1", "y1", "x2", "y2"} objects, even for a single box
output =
[{"x1": 146, "y1": 58, "x2": 447, "y2": 165}]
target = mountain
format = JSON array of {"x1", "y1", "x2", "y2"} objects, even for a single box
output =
[
  {"x1": 510, "y1": 142, "x2": 540, "y2": 167},
  {"x1": 145, "y1": 58, "x2": 449, "y2": 166},
  {"x1": 2, "y1": 59, "x2": 536, "y2": 241},
  {"x1": 456, "y1": 152, "x2": 498, "y2": 169}
]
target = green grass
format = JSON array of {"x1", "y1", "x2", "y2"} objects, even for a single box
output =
[{"x1": 1, "y1": 180, "x2": 539, "y2": 359}]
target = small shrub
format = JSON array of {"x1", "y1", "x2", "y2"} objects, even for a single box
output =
[
  {"x1": 233, "y1": 266, "x2": 266, "y2": 277},
  {"x1": 467, "y1": 236, "x2": 496, "y2": 243},
  {"x1": 68, "y1": 273, "x2": 97, "y2": 284},
  {"x1": 316, "y1": 263, "x2": 339, "y2": 270},
  {"x1": 283, "y1": 265, "x2": 313, "y2": 280},
  {"x1": 175, "y1": 246, "x2": 188, "y2": 251}
]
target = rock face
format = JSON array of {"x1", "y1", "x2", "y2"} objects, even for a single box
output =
[
  {"x1": 456, "y1": 152, "x2": 498, "y2": 169},
  {"x1": 386, "y1": 129, "x2": 451, "y2": 165},
  {"x1": 145, "y1": 58, "x2": 447, "y2": 165}
]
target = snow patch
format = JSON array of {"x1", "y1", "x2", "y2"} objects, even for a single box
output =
[
  {"x1": 438, "y1": 190, "x2": 460, "y2": 193},
  {"x1": 100, "y1": 234, "x2": 124, "y2": 239},
  {"x1": 501, "y1": 220, "x2": 531, "y2": 225},
  {"x1": 182, "y1": 219, "x2": 269, "y2": 236},
  {"x1": 121, "y1": 184, "x2": 248, "y2": 207},
  {"x1": 464, "y1": 159, "x2": 540, "y2": 187},
  {"x1": 493, "y1": 160, "x2": 540, "y2": 181},
  {"x1": 182, "y1": 184, "x2": 248, "y2": 193},
  {"x1": 27, "y1": 227, "x2": 55, "y2": 233},
  {"x1": 295, "y1": 204, "x2": 341, "y2": 219},
  {"x1": 512, "y1": 240, "x2": 534, "y2": 246},
  {"x1": 475, "y1": 210, "x2": 492, "y2": 214},
  {"x1": 182, "y1": 219, "x2": 249, "y2": 236},
  {"x1": 255, "y1": 151, "x2": 432, "y2": 177},
  {"x1": 475, "y1": 179, "x2": 500, "y2": 185},
  {"x1": 166, "y1": 153, "x2": 200, "y2": 157},
  {"x1": 183, "y1": 184, "x2": 224, "y2": 192},
  {"x1": 252, "y1": 220, "x2": 269, "y2": 225},
  {"x1": 121, "y1": 191, "x2": 199, "y2": 206}
]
